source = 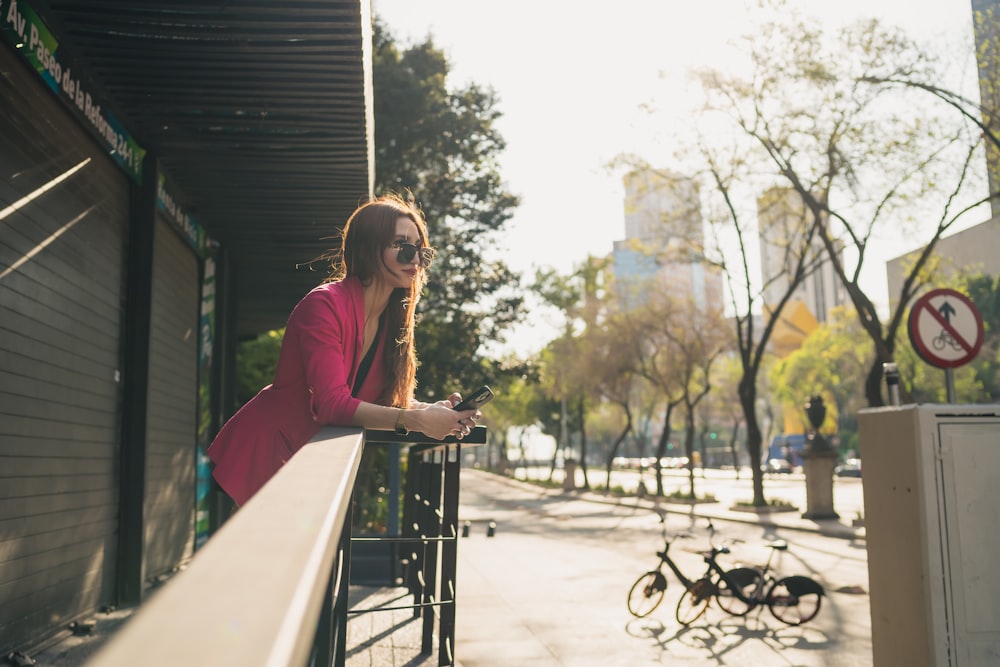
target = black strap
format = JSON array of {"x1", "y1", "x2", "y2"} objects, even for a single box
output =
[{"x1": 352, "y1": 314, "x2": 384, "y2": 395}]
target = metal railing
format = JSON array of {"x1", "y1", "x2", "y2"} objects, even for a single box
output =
[
  {"x1": 356, "y1": 429, "x2": 485, "y2": 665},
  {"x1": 86, "y1": 425, "x2": 484, "y2": 667}
]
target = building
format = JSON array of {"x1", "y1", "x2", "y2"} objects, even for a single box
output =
[
  {"x1": 883, "y1": 3, "x2": 1000, "y2": 310},
  {"x1": 886, "y1": 214, "x2": 1000, "y2": 305},
  {"x1": 757, "y1": 186, "x2": 845, "y2": 330},
  {"x1": 611, "y1": 169, "x2": 724, "y2": 312},
  {"x1": 0, "y1": 1, "x2": 372, "y2": 654},
  {"x1": 972, "y1": 0, "x2": 1000, "y2": 218}
]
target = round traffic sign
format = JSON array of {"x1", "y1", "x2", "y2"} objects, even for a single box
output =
[{"x1": 908, "y1": 288, "x2": 984, "y2": 369}]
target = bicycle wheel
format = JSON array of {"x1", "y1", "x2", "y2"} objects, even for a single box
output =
[
  {"x1": 675, "y1": 577, "x2": 713, "y2": 625},
  {"x1": 716, "y1": 567, "x2": 764, "y2": 617},
  {"x1": 766, "y1": 575, "x2": 824, "y2": 625},
  {"x1": 627, "y1": 570, "x2": 667, "y2": 617}
]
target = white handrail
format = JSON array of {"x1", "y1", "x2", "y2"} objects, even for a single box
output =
[{"x1": 87, "y1": 427, "x2": 365, "y2": 667}]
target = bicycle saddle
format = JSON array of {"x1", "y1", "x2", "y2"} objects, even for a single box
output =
[{"x1": 767, "y1": 540, "x2": 789, "y2": 551}]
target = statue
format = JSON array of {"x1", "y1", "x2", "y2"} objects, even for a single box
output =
[
  {"x1": 801, "y1": 394, "x2": 838, "y2": 519},
  {"x1": 804, "y1": 395, "x2": 832, "y2": 454}
]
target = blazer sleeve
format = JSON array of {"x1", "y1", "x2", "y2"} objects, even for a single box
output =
[{"x1": 289, "y1": 289, "x2": 362, "y2": 425}]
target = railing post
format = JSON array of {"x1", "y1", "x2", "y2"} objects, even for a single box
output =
[
  {"x1": 438, "y1": 443, "x2": 461, "y2": 666},
  {"x1": 332, "y1": 498, "x2": 354, "y2": 666},
  {"x1": 311, "y1": 565, "x2": 335, "y2": 667},
  {"x1": 402, "y1": 449, "x2": 421, "y2": 611},
  {"x1": 419, "y1": 450, "x2": 443, "y2": 655}
]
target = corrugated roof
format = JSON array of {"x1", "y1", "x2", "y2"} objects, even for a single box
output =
[{"x1": 36, "y1": 0, "x2": 373, "y2": 336}]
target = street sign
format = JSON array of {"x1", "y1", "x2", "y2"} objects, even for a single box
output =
[{"x1": 908, "y1": 288, "x2": 984, "y2": 369}]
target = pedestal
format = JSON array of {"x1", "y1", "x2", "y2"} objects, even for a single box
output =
[
  {"x1": 562, "y1": 460, "x2": 577, "y2": 491},
  {"x1": 801, "y1": 449, "x2": 839, "y2": 520}
]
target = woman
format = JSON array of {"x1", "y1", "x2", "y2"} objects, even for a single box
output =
[{"x1": 208, "y1": 194, "x2": 479, "y2": 506}]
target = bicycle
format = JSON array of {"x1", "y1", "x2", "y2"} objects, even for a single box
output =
[
  {"x1": 627, "y1": 511, "x2": 824, "y2": 627},
  {"x1": 711, "y1": 538, "x2": 825, "y2": 626}
]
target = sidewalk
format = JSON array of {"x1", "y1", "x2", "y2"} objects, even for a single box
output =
[
  {"x1": 347, "y1": 470, "x2": 867, "y2": 666},
  {"x1": 29, "y1": 469, "x2": 866, "y2": 667},
  {"x1": 564, "y1": 477, "x2": 866, "y2": 542}
]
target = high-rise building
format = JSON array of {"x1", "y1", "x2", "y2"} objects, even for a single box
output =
[
  {"x1": 611, "y1": 169, "x2": 724, "y2": 311},
  {"x1": 972, "y1": 0, "x2": 1000, "y2": 217},
  {"x1": 757, "y1": 186, "x2": 845, "y2": 329},
  {"x1": 882, "y1": 2, "x2": 1000, "y2": 305}
]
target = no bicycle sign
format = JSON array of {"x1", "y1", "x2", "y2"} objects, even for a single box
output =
[{"x1": 907, "y1": 288, "x2": 984, "y2": 369}]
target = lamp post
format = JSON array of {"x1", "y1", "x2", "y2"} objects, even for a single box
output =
[{"x1": 801, "y1": 395, "x2": 839, "y2": 520}]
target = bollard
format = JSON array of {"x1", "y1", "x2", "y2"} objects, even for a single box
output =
[
  {"x1": 462, "y1": 521, "x2": 470, "y2": 538},
  {"x1": 883, "y1": 362, "x2": 900, "y2": 406},
  {"x1": 487, "y1": 521, "x2": 496, "y2": 537}
]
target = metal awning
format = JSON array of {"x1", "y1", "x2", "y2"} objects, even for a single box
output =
[{"x1": 35, "y1": 0, "x2": 374, "y2": 337}]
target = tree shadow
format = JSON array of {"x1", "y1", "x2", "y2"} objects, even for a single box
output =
[{"x1": 625, "y1": 606, "x2": 834, "y2": 664}]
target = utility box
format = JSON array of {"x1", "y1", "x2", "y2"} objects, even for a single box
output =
[{"x1": 858, "y1": 404, "x2": 1000, "y2": 666}]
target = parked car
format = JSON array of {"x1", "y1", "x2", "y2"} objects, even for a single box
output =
[
  {"x1": 835, "y1": 458, "x2": 863, "y2": 478},
  {"x1": 659, "y1": 456, "x2": 689, "y2": 469},
  {"x1": 762, "y1": 458, "x2": 792, "y2": 474}
]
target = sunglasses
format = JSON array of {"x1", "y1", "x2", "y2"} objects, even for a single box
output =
[{"x1": 391, "y1": 241, "x2": 436, "y2": 268}]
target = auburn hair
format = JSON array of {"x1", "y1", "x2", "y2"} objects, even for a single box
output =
[{"x1": 329, "y1": 194, "x2": 430, "y2": 407}]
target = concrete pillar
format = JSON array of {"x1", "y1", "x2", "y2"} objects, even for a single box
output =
[{"x1": 801, "y1": 449, "x2": 838, "y2": 520}]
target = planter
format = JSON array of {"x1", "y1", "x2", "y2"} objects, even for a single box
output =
[
  {"x1": 728, "y1": 502, "x2": 799, "y2": 514},
  {"x1": 664, "y1": 496, "x2": 718, "y2": 506}
]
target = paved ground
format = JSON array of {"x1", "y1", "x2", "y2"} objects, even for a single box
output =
[
  {"x1": 30, "y1": 468, "x2": 871, "y2": 666},
  {"x1": 448, "y1": 470, "x2": 871, "y2": 667}
]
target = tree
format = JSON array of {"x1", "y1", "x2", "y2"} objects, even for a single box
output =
[
  {"x1": 701, "y1": 354, "x2": 749, "y2": 476},
  {"x1": 960, "y1": 273, "x2": 1000, "y2": 400},
  {"x1": 584, "y1": 311, "x2": 644, "y2": 489},
  {"x1": 693, "y1": 3, "x2": 989, "y2": 407},
  {"x1": 770, "y1": 306, "x2": 870, "y2": 451},
  {"x1": 680, "y1": 159, "x2": 819, "y2": 507},
  {"x1": 235, "y1": 330, "x2": 283, "y2": 406},
  {"x1": 626, "y1": 288, "x2": 694, "y2": 497},
  {"x1": 641, "y1": 2, "x2": 989, "y2": 503},
  {"x1": 531, "y1": 256, "x2": 613, "y2": 489},
  {"x1": 487, "y1": 358, "x2": 558, "y2": 471},
  {"x1": 372, "y1": 20, "x2": 523, "y2": 399},
  {"x1": 665, "y1": 297, "x2": 731, "y2": 498}
]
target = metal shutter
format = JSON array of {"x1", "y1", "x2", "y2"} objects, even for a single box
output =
[
  {"x1": 143, "y1": 216, "x2": 199, "y2": 578},
  {"x1": 0, "y1": 46, "x2": 127, "y2": 649}
]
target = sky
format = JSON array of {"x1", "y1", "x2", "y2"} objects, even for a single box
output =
[{"x1": 371, "y1": 0, "x2": 982, "y2": 353}]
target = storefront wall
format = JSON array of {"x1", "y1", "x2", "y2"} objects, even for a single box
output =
[
  {"x1": 0, "y1": 41, "x2": 127, "y2": 647},
  {"x1": 143, "y1": 215, "x2": 200, "y2": 579},
  {"x1": 0, "y1": 36, "x2": 205, "y2": 652}
]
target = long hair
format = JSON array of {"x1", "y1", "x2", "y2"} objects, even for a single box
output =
[{"x1": 329, "y1": 194, "x2": 430, "y2": 407}]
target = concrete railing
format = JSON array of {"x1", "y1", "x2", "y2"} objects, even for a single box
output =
[{"x1": 88, "y1": 427, "x2": 365, "y2": 667}]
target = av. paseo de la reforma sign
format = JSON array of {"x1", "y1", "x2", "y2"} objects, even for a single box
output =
[{"x1": 1, "y1": 0, "x2": 145, "y2": 183}]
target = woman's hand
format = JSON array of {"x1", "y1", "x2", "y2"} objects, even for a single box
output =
[{"x1": 409, "y1": 399, "x2": 479, "y2": 440}]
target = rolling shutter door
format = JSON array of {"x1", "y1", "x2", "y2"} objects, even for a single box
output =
[
  {"x1": 0, "y1": 45, "x2": 127, "y2": 647},
  {"x1": 143, "y1": 216, "x2": 199, "y2": 578}
]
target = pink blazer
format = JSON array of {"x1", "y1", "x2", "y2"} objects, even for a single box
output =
[{"x1": 208, "y1": 277, "x2": 388, "y2": 505}]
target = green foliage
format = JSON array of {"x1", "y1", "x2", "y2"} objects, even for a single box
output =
[
  {"x1": 236, "y1": 329, "x2": 284, "y2": 406},
  {"x1": 956, "y1": 273, "x2": 1000, "y2": 401},
  {"x1": 372, "y1": 20, "x2": 524, "y2": 400},
  {"x1": 352, "y1": 445, "x2": 398, "y2": 534},
  {"x1": 733, "y1": 497, "x2": 796, "y2": 510},
  {"x1": 665, "y1": 489, "x2": 717, "y2": 503},
  {"x1": 769, "y1": 307, "x2": 870, "y2": 433}
]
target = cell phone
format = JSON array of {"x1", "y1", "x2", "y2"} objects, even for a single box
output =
[{"x1": 452, "y1": 385, "x2": 495, "y2": 411}]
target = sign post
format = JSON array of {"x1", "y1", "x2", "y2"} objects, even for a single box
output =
[{"x1": 907, "y1": 288, "x2": 984, "y2": 402}]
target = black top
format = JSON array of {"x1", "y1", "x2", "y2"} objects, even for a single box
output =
[{"x1": 352, "y1": 313, "x2": 384, "y2": 395}]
